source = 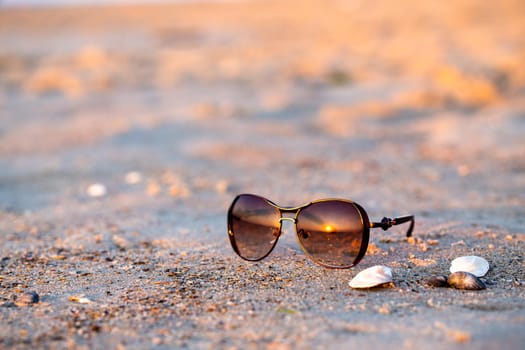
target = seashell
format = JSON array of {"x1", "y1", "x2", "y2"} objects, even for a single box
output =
[
  {"x1": 450, "y1": 255, "x2": 489, "y2": 277},
  {"x1": 425, "y1": 275, "x2": 449, "y2": 288},
  {"x1": 349, "y1": 265, "x2": 393, "y2": 289},
  {"x1": 447, "y1": 271, "x2": 486, "y2": 290},
  {"x1": 15, "y1": 291, "x2": 39, "y2": 306},
  {"x1": 124, "y1": 171, "x2": 143, "y2": 184},
  {"x1": 68, "y1": 295, "x2": 92, "y2": 304},
  {"x1": 86, "y1": 183, "x2": 107, "y2": 197}
]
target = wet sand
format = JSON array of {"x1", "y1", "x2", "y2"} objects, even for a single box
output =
[{"x1": 1, "y1": 0, "x2": 524, "y2": 348}]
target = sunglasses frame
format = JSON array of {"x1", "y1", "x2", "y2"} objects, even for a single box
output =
[{"x1": 227, "y1": 194, "x2": 415, "y2": 268}]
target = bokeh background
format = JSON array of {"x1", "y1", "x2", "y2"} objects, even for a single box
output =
[{"x1": 1, "y1": 0, "x2": 524, "y2": 235}]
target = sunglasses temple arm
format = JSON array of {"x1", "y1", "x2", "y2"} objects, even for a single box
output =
[{"x1": 370, "y1": 215, "x2": 415, "y2": 237}]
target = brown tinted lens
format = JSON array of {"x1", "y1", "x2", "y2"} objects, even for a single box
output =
[
  {"x1": 228, "y1": 195, "x2": 281, "y2": 261},
  {"x1": 296, "y1": 201, "x2": 364, "y2": 268}
]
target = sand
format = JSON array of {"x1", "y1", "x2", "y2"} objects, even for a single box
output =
[{"x1": 0, "y1": 0, "x2": 524, "y2": 348}]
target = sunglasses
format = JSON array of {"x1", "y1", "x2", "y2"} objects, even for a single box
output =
[{"x1": 227, "y1": 194, "x2": 415, "y2": 268}]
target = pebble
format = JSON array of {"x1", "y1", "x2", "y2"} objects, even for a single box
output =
[
  {"x1": 146, "y1": 181, "x2": 161, "y2": 196},
  {"x1": 425, "y1": 275, "x2": 449, "y2": 288},
  {"x1": 112, "y1": 235, "x2": 130, "y2": 250},
  {"x1": 215, "y1": 179, "x2": 230, "y2": 194},
  {"x1": 447, "y1": 271, "x2": 486, "y2": 290},
  {"x1": 15, "y1": 291, "x2": 39, "y2": 306},
  {"x1": 169, "y1": 184, "x2": 191, "y2": 198}
]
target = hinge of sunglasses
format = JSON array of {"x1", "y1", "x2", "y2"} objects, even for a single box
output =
[
  {"x1": 370, "y1": 215, "x2": 415, "y2": 237},
  {"x1": 370, "y1": 217, "x2": 395, "y2": 231}
]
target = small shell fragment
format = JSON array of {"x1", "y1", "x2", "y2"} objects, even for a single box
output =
[
  {"x1": 447, "y1": 271, "x2": 486, "y2": 290},
  {"x1": 450, "y1": 256, "x2": 489, "y2": 277},
  {"x1": 349, "y1": 265, "x2": 393, "y2": 289},
  {"x1": 425, "y1": 275, "x2": 449, "y2": 288},
  {"x1": 86, "y1": 183, "x2": 107, "y2": 197},
  {"x1": 124, "y1": 171, "x2": 143, "y2": 184},
  {"x1": 69, "y1": 295, "x2": 92, "y2": 304}
]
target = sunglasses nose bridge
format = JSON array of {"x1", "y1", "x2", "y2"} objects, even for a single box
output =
[
  {"x1": 279, "y1": 216, "x2": 297, "y2": 237},
  {"x1": 279, "y1": 217, "x2": 297, "y2": 224}
]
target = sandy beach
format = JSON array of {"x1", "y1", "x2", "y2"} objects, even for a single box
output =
[{"x1": 1, "y1": 0, "x2": 524, "y2": 348}]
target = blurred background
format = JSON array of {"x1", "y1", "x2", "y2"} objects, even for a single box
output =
[{"x1": 1, "y1": 0, "x2": 524, "y2": 251}]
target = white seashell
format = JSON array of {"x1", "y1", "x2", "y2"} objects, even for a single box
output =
[
  {"x1": 349, "y1": 265, "x2": 393, "y2": 289},
  {"x1": 68, "y1": 295, "x2": 92, "y2": 304},
  {"x1": 124, "y1": 171, "x2": 143, "y2": 184},
  {"x1": 76, "y1": 297, "x2": 92, "y2": 304},
  {"x1": 86, "y1": 183, "x2": 107, "y2": 197},
  {"x1": 450, "y1": 255, "x2": 489, "y2": 277}
]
